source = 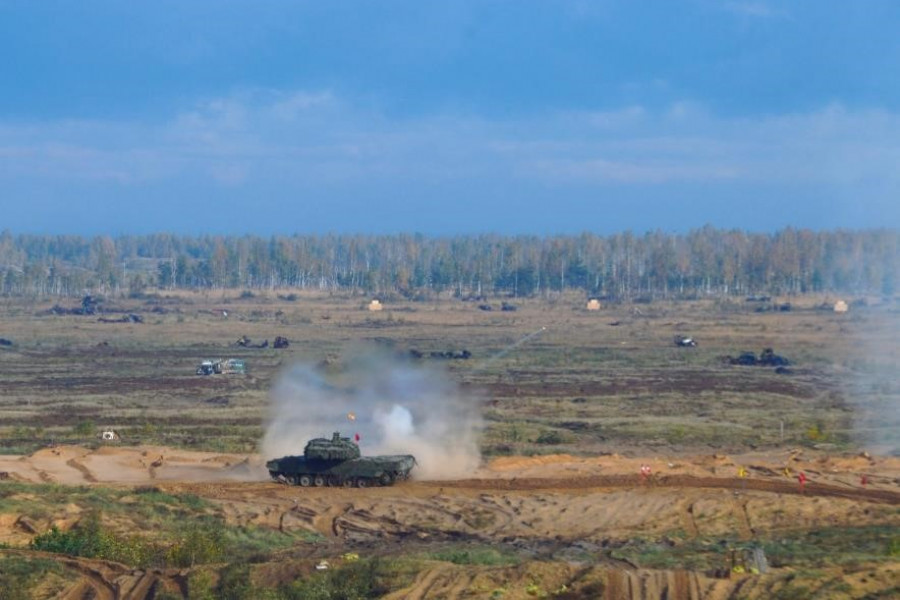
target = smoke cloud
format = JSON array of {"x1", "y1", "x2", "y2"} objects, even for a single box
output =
[
  {"x1": 262, "y1": 349, "x2": 484, "y2": 479},
  {"x1": 845, "y1": 304, "x2": 900, "y2": 455}
]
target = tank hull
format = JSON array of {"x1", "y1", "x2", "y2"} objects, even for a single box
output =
[{"x1": 266, "y1": 454, "x2": 416, "y2": 487}]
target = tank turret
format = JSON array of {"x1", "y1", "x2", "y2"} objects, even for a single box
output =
[{"x1": 303, "y1": 431, "x2": 361, "y2": 461}]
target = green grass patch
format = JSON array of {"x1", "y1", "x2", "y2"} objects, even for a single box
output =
[
  {"x1": 222, "y1": 523, "x2": 322, "y2": 557},
  {"x1": 279, "y1": 558, "x2": 392, "y2": 600},
  {"x1": 0, "y1": 482, "x2": 216, "y2": 524},
  {"x1": 609, "y1": 525, "x2": 900, "y2": 572},
  {"x1": 2, "y1": 482, "x2": 318, "y2": 569},
  {"x1": 762, "y1": 525, "x2": 900, "y2": 568},
  {"x1": 0, "y1": 555, "x2": 71, "y2": 600}
]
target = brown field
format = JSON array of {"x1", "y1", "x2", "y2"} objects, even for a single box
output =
[{"x1": 0, "y1": 291, "x2": 898, "y2": 599}]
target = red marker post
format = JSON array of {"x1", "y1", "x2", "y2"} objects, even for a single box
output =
[
  {"x1": 797, "y1": 471, "x2": 807, "y2": 493},
  {"x1": 640, "y1": 464, "x2": 651, "y2": 484}
]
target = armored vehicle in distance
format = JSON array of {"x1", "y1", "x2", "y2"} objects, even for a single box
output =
[
  {"x1": 196, "y1": 358, "x2": 246, "y2": 375},
  {"x1": 266, "y1": 432, "x2": 416, "y2": 488}
]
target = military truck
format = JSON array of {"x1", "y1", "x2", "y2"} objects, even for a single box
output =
[
  {"x1": 196, "y1": 358, "x2": 246, "y2": 375},
  {"x1": 266, "y1": 432, "x2": 416, "y2": 487}
]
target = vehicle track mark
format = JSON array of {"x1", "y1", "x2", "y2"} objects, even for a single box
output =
[
  {"x1": 682, "y1": 500, "x2": 700, "y2": 538},
  {"x1": 425, "y1": 475, "x2": 900, "y2": 504}
]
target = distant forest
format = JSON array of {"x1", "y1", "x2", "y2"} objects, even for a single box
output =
[{"x1": 0, "y1": 227, "x2": 896, "y2": 300}]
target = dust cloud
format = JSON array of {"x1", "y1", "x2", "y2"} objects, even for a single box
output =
[
  {"x1": 262, "y1": 349, "x2": 484, "y2": 479},
  {"x1": 845, "y1": 306, "x2": 900, "y2": 455}
]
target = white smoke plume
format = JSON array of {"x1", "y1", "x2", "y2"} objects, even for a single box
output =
[
  {"x1": 262, "y1": 349, "x2": 484, "y2": 479},
  {"x1": 845, "y1": 304, "x2": 900, "y2": 455}
]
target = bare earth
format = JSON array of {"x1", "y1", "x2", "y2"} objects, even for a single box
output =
[
  {"x1": 1, "y1": 445, "x2": 898, "y2": 599},
  {"x1": 1, "y1": 292, "x2": 898, "y2": 598}
]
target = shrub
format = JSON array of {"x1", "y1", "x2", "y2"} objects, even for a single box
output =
[
  {"x1": 166, "y1": 524, "x2": 226, "y2": 568},
  {"x1": 216, "y1": 563, "x2": 254, "y2": 600},
  {"x1": 73, "y1": 421, "x2": 96, "y2": 437},
  {"x1": 429, "y1": 547, "x2": 519, "y2": 566},
  {"x1": 187, "y1": 569, "x2": 217, "y2": 600},
  {"x1": 31, "y1": 512, "x2": 162, "y2": 566},
  {"x1": 534, "y1": 430, "x2": 563, "y2": 445},
  {"x1": 281, "y1": 558, "x2": 386, "y2": 600},
  {"x1": 32, "y1": 512, "x2": 109, "y2": 558}
]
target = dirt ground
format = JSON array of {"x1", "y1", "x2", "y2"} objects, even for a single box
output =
[
  {"x1": 0, "y1": 291, "x2": 898, "y2": 598},
  {"x1": 0, "y1": 445, "x2": 898, "y2": 599}
]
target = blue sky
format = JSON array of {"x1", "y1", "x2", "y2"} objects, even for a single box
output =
[{"x1": 1, "y1": 0, "x2": 898, "y2": 235}]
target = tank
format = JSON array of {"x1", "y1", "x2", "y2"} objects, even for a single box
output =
[{"x1": 266, "y1": 432, "x2": 416, "y2": 488}]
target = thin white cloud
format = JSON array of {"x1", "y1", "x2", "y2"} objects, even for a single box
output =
[
  {"x1": 0, "y1": 91, "x2": 898, "y2": 195},
  {"x1": 532, "y1": 157, "x2": 740, "y2": 184},
  {"x1": 584, "y1": 106, "x2": 647, "y2": 129}
]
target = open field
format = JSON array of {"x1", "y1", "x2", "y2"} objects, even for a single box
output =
[{"x1": 0, "y1": 291, "x2": 898, "y2": 599}]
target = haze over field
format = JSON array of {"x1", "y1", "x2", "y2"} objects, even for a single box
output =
[{"x1": 1, "y1": 1, "x2": 899, "y2": 234}]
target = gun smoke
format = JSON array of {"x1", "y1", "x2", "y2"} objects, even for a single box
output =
[
  {"x1": 262, "y1": 350, "x2": 484, "y2": 479},
  {"x1": 844, "y1": 305, "x2": 900, "y2": 455}
]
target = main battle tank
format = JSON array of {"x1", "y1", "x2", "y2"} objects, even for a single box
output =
[{"x1": 266, "y1": 432, "x2": 416, "y2": 488}]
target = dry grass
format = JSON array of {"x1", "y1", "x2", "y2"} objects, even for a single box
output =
[{"x1": 0, "y1": 290, "x2": 897, "y2": 455}]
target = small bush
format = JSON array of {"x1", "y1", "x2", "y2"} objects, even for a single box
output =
[
  {"x1": 73, "y1": 421, "x2": 96, "y2": 437},
  {"x1": 166, "y1": 524, "x2": 226, "y2": 568},
  {"x1": 534, "y1": 430, "x2": 563, "y2": 445},
  {"x1": 216, "y1": 563, "x2": 254, "y2": 600},
  {"x1": 281, "y1": 558, "x2": 386, "y2": 600},
  {"x1": 187, "y1": 569, "x2": 217, "y2": 600},
  {"x1": 31, "y1": 512, "x2": 162, "y2": 566}
]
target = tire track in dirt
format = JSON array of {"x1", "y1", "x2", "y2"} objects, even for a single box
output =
[
  {"x1": 2, "y1": 548, "x2": 191, "y2": 600},
  {"x1": 315, "y1": 502, "x2": 354, "y2": 537},
  {"x1": 681, "y1": 499, "x2": 700, "y2": 538},
  {"x1": 452, "y1": 494, "x2": 516, "y2": 534},
  {"x1": 65, "y1": 458, "x2": 98, "y2": 483},
  {"x1": 581, "y1": 490, "x2": 675, "y2": 540},
  {"x1": 53, "y1": 559, "x2": 117, "y2": 600},
  {"x1": 374, "y1": 495, "x2": 515, "y2": 538},
  {"x1": 116, "y1": 571, "x2": 161, "y2": 600},
  {"x1": 730, "y1": 497, "x2": 753, "y2": 540},
  {"x1": 384, "y1": 564, "x2": 462, "y2": 600},
  {"x1": 425, "y1": 475, "x2": 900, "y2": 504},
  {"x1": 2, "y1": 548, "x2": 118, "y2": 600}
]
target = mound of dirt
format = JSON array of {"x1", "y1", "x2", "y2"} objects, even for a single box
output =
[{"x1": 1, "y1": 445, "x2": 898, "y2": 600}]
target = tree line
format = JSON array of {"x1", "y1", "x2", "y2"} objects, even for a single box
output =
[{"x1": 0, "y1": 227, "x2": 896, "y2": 299}]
